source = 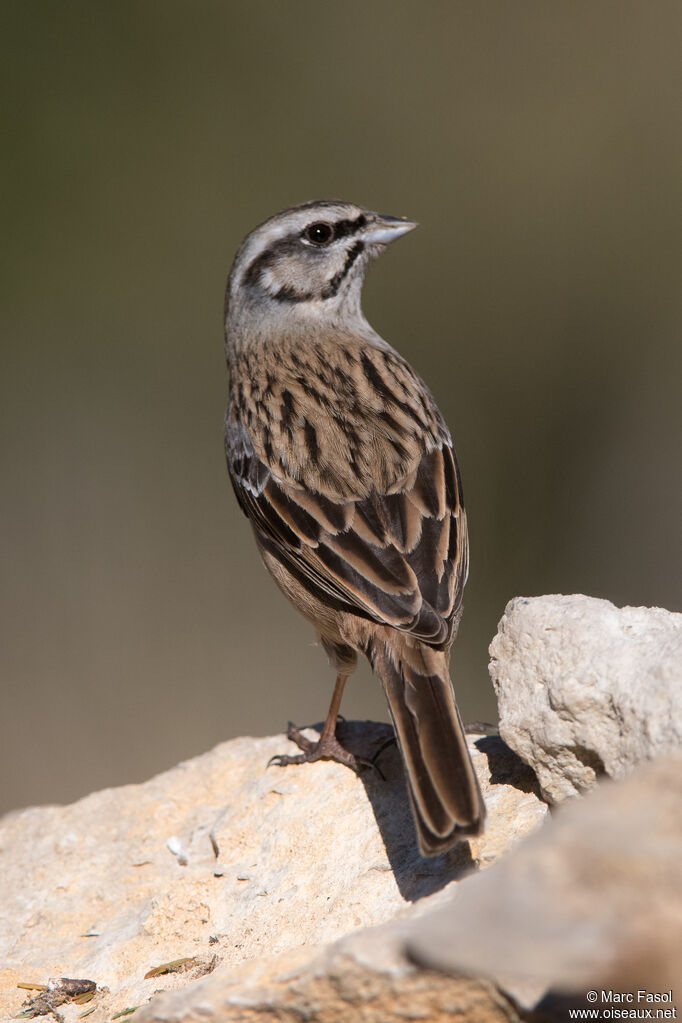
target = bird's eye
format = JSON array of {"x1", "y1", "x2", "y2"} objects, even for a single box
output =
[{"x1": 303, "y1": 221, "x2": 335, "y2": 246}]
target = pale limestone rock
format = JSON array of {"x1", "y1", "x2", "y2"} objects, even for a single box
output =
[
  {"x1": 406, "y1": 751, "x2": 682, "y2": 1004},
  {"x1": 133, "y1": 908, "x2": 521, "y2": 1023},
  {"x1": 489, "y1": 594, "x2": 682, "y2": 803},
  {"x1": 0, "y1": 722, "x2": 546, "y2": 1022}
]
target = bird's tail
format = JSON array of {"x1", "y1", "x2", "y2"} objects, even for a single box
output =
[{"x1": 372, "y1": 638, "x2": 485, "y2": 855}]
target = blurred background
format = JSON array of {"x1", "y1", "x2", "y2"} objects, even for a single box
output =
[{"x1": 2, "y1": 2, "x2": 681, "y2": 815}]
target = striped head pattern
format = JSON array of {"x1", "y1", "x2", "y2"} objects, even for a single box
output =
[{"x1": 225, "y1": 200, "x2": 417, "y2": 342}]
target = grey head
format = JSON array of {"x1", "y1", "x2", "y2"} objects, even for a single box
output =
[{"x1": 224, "y1": 200, "x2": 417, "y2": 348}]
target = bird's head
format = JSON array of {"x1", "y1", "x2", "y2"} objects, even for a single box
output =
[{"x1": 225, "y1": 200, "x2": 417, "y2": 341}]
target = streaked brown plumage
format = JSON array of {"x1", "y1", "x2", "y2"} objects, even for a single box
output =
[{"x1": 224, "y1": 200, "x2": 485, "y2": 855}]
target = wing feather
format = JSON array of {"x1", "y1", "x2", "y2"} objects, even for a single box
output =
[{"x1": 226, "y1": 411, "x2": 466, "y2": 649}]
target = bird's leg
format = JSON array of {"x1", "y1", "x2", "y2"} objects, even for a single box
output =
[{"x1": 268, "y1": 673, "x2": 379, "y2": 775}]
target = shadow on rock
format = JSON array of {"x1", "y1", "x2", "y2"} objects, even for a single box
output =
[
  {"x1": 317, "y1": 719, "x2": 480, "y2": 902},
  {"x1": 474, "y1": 733, "x2": 544, "y2": 799}
]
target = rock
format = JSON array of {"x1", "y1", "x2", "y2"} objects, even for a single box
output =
[
  {"x1": 133, "y1": 911, "x2": 524, "y2": 1023},
  {"x1": 0, "y1": 722, "x2": 546, "y2": 1022},
  {"x1": 489, "y1": 594, "x2": 682, "y2": 803},
  {"x1": 406, "y1": 751, "x2": 682, "y2": 1008}
]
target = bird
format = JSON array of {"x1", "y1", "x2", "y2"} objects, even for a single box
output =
[{"x1": 223, "y1": 200, "x2": 485, "y2": 855}]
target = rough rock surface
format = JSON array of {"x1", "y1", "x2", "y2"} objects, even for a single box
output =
[
  {"x1": 489, "y1": 594, "x2": 682, "y2": 803},
  {"x1": 407, "y1": 751, "x2": 682, "y2": 1005},
  {"x1": 134, "y1": 910, "x2": 525, "y2": 1023},
  {"x1": 0, "y1": 722, "x2": 546, "y2": 1022}
]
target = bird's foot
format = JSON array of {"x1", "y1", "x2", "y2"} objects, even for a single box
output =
[{"x1": 268, "y1": 721, "x2": 382, "y2": 777}]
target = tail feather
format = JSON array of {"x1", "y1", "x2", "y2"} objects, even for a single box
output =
[{"x1": 375, "y1": 640, "x2": 486, "y2": 856}]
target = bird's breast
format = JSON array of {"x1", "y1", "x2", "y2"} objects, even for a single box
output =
[{"x1": 228, "y1": 333, "x2": 448, "y2": 502}]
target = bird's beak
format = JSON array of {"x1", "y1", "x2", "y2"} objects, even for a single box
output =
[{"x1": 362, "y1": 214, "x2": 419, "y2": 245}]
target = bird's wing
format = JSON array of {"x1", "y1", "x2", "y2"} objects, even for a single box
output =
[{"x1": 225, "y1": 342, "x2": 468, "y2": 646}]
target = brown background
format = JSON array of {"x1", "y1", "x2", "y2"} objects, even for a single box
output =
[{"x1": 2, "y1": 1, "x2": 681, "y2": 815}]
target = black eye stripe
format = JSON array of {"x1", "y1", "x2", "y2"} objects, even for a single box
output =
[
  {"x1": 242, "y1": 213, "x2": 369, "y2": 294},
  {"x1": 302, "y1": 213, "x2": 368, "y2": 246},
  {"x1": 332, "y1": 214, "x2": 367, "y2": 240}
]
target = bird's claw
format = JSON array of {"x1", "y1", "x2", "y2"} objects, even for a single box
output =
[{"x1": 266, "y1": 721, "x2": 384, "y2": 778}]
